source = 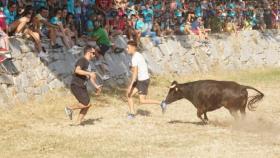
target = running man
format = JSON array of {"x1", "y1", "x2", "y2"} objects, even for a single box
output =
[
  {"x1": 126, "y1": 40, "x2": 161, "y2": 119},
  {"x1": 65, "y1": 45, "x2": 102, "y2": 125}
]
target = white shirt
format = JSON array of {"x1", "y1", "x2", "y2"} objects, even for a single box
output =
[{"x1": 131, "y1": 52, "x2": 149, "y2": 81}]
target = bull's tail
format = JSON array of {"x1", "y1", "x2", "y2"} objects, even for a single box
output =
[{"x1": 244, "y1": 86, "x2": 264, "y2": 111}]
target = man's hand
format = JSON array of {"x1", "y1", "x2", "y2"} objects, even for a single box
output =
[{"x1": 95, "y1": 85, "x2": 102, "y2": 96}]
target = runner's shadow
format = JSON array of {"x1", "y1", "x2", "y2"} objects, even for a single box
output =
[
  {"x1": 168, "y1": 120, "x2": 206, "y2": 126},
  {"x1": 136, "y1": 109, "x2": 151, "y2": 117},
  {"x1": 81, "y1": 117, "x2": 103, "y2": 126}
]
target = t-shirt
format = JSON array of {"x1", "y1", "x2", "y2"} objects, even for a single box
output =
[
  {"x1": 135, "y1": 19, "x2": 145, "y2": 30},
  {"x1": 86, "y1": 20, "x2": 94, "y2": 34},
  {"x1": 91, "y1": 27, "x2": 111, "y2": 46},
  {"x1": 71, "y1": 57, "x2": 91, "y2": 87},
  {"x1": 131, "y1": 52, "x2": 149, "y2": 81},
  {"x1": 35, "y1": 14, "x2": 47, "y2": 28},
  {"x1": 153, "y1": 3, "x2": 162, "y2": 18},
  {"x1": 84, "y1": 0, "x2": 96, "y2": 6},
  {"x1": 142, "y1": 8, "x2": 154, "y2": 23},
  {"x1": 191, "y1": 20, "x2": 200, "y2": 30},
  {"x1": 195, "y1": 6, "x2": 202, "y2": 17},
  {"x1": 96, "y1": 0, "x2": 112, "y2": 10},
  {"x1": 50, "y1": 17, "x2": 62, "y2": 25},
  {"x1": 3, "y1": 7, "x2": 16, "y2": 25},
  {"x1": 67, "y1": 0, "x2": 75, "y2": 14}
]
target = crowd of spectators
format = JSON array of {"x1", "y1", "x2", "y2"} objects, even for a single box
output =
[{"x1": 0, "y1": 0, "x2": 279, "y2": 61}]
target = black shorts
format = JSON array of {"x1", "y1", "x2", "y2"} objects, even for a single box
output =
[
  {"x1": 71, "y1": 84, "x2": 90, "y2": 106},
  {"x1": 133, "y1": 79, "x2": 150, "y2": 95},
  {"x1": 98, "y1": 44, "x2": 110, "y2": 56}
]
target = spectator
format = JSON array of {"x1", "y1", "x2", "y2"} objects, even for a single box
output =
[
  {"x1": 191, "y1": 17, "x2": 209, "y2": 40},
  {"x1": 0, "y1": 0, "x2": 279, "y2": 64},
  {"x1": 7, "y1": 4, "x2": 31, "y2": 36},
  {"x1": 4, "y1": 1, "x2": 16, "y2": 26},
  {"x1": 141, "y1": 2, "x2": 153, "y2": 34},
  {"x1": 0, "y1": 27, "x2": 9, "y2": 52},
  {"x1": 49, "y1": 8, "x2": 71, "y2": 49},
  {"x1": 85, "y1": 14, "x2": 96, "y2": 36},
  {"x1": 66, "y1": 0, "x2": 75, "y2": 15},
  {"x1": 90, "y1": 20, "x2": 111, "y2": 56}
]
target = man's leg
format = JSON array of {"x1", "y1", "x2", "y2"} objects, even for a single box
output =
[
  {"x1": 66, "y1": 85, "x2": 91, "y2": 121},
  {"x1": 139, "y1": 95, "x2": 161, "y2": 105},
  {"x1": 78, "y1": 105, "x2": 90, "y2": 124},
  {"x1": 14, "y1": 17, "x2": 30, "y2": 33},
  {"x1": 49, "y1": 28, "x2": 57, "y2": 46},
  {"x1": 127, "y1": 87, "x2": 139, "y2": 115},
  {"x1": 25, "y1": 29, "x2": 43, "y2": 52},
  {"x1": 67, "y1": 103, "x2": 91, "y2": 110},
  {"x1": 137, "y1": 79, "x2": 161, "y2": 105}
]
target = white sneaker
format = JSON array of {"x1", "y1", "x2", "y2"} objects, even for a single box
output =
[
  {"x1": 38, "y1": 52, "x2": 49, "y2": 58},
  {"x1": 15, "y1": 32, "x2": 23, "y2": 37},
  {"x1": 69, "y1": 48, "x2": 81, "y2": 54},
  {"x1": 102, "y1": 74, "x2": 110, "y2": 81},
  {"x1": 72, "y1": 45, "x2": 82, "y2": 49}
]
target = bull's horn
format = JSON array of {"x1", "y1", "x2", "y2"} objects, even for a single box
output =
[{"x1": 170, "y1": 84, "x2": 176, "y2": 88}]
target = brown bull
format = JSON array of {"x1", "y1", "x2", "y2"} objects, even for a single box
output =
[{"x1": 163, "y1": 80, "x2": 264, "y2": 123}]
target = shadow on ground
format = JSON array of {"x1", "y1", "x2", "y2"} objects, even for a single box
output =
[
  {"x1": 81, "y1": 117, "x2": 103, "y2": 126},
  {"x1": 136, "y1": 109, "x2": 151, "y2": 117},
  {"x1": 168, "y1": 120, "x2": 206, "y2": 126}
]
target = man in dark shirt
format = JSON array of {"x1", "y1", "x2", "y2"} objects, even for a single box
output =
[{"x1": 65, "y1": 45, "x2": 102, "y2": 125}]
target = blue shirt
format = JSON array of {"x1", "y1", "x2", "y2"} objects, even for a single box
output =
[
  {"x1": 50, "y1": 17, "x2": 61, "y2": 25},
  {"x1": 179, "y1": 24, "x2": 185, "y2": 32},
  {"x1": 84, "y1": 0, "x2": 96, "y2": 5},
  {"x1": 142, "y1": 8, "x2": 154, "y2": 23},
  {"x1": 176, "y1": 0, "x2": 183, "y2": 9},
  {"x1": 153, "y1": 3, "x2": 162, "y2": 18},
  {"x1": 191, "y1": 21, "x2": 200, "y2": 30},
  {"x1": 195, "y1": 6, "x2": 202, "y2": 17},
  {"x1": 86, "y1": 20, "x2": 94, "y2": 33},
  {"x1": 67, "y1": 0, "x2": 75, "y2": 14},
  {"x1": 227, "y1": 3, "x2": 236, "y2": 17},
  {"x1": 3, "y1": 7, "x2": 16, "y2": 25},
  {"x1": 135, "y1": 19, "x2": 146, "y2": 32},
  {"x1": 33, "y1": 0, "x2": 47, "y2": 8}
]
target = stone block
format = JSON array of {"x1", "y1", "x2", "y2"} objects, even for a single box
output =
[{"x1": 48, "y1": 79, "x2": 64, "y2": 90}]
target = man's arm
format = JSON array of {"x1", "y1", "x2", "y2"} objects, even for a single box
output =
[
  {"x1": 86, "y1": 34, "x2": 99, "y2": 41},
  {"x1": 40, "y1": 19, "x2": 59, "y2": 29},
  {"x1": 75, "y1": 65, "x2": 91, "y2": 77}
]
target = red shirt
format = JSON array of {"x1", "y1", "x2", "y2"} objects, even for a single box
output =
[
  {"x1": 116, "y1": 19, "x2": 126, "y2": 31},
  {"x1": 96, "y1": 0, "x2": 112, "y2": 10},
  {"x1": 0, "y1": 11, "x2": 7, "y2": 31}
]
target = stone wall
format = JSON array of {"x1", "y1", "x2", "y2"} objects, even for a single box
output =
[
  {"x1": 0, "y1": 36, "x2": 131, "y2": 106},
  {"x1": 141, "y1": 30, "x2": 280, "y2": 74},
  {"x1": 0, "y1": 30, "x2": 279, "y2": 106}
]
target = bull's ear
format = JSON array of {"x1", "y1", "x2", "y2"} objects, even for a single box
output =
[{"x1": 170, "y1": 81, "x2": 178, "y2": 89}]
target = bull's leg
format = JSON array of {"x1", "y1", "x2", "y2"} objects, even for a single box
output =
[
  {"x1": 203, "y1": 112, "x2": 209, "y2": 121},
  {"x1": 240, "y1": 107, "x2": 246, "y2": 120},
  {"x1": 197, "y1": 110, "x2": 207, "y2": 124},
  {"x1": 229, "y1": 109, "x2": 239, "y2": 121},
  {"x1": 240, "y1": 98, "x2": 247, "y2": 120}
]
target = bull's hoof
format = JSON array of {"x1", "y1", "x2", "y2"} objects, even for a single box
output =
[{"x1": 200, "y1": 119, "x2": 209, "y2": 125}]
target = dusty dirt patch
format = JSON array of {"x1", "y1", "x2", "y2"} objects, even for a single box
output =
[{"x1": 0, "y1": 70, "x2": 280, "y2": 158}]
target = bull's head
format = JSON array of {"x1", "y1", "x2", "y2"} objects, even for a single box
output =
[{"x1": 165, "y1": 81, "x2": 184, "y2": 104}]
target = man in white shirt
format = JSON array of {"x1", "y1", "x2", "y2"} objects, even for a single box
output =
[{"x1": 126, "y1": 40, "x2": 161, "y2": 119}]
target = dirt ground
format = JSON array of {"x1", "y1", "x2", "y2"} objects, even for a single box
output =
[{"x1": 0, "y1": 69, "x2": 280, "y2": 158}]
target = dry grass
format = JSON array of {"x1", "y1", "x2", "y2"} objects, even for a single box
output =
[{"x1": 0, "y1": 69, "x2": 280, "y2": 158}]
